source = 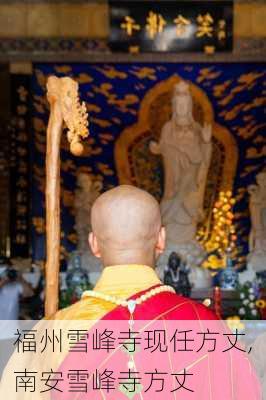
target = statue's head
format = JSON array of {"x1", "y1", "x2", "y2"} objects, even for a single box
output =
[
  {"x1": 77, "y1": 173, "x2": 92, "y2": 190},
  {"x1": 172, "y1": 81, "x2": 193, "y2": 123},
  {"x1": 168, "y1": 252, "x2": 181, "y2": 271}
]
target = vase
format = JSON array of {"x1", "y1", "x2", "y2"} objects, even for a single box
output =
[
  {"x1": 66, "y1": 251, "x2": 90, "y2": 298},
  {"x1": 219, "y1": 255, "x2": 239, "y2": 290}
]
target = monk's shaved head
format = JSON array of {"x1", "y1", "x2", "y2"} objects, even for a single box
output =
[{"x1": 89, "y1": 185, "x2": 165, "y2": 267}]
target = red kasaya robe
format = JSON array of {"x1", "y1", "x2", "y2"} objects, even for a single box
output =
[{"x1": 49, "y1": 265, "x2": 261, "y2": 400}]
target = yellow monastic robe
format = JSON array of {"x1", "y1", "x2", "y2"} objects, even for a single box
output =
[
  {"x1": 51, "y1": 265, "x2": 161, "y2": 320},
  {"x1": 0, "y1": 265, "x2": 158, "y2": 399}
]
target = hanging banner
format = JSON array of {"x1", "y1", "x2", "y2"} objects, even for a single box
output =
[
  {"x1": 109, "y1": 0, "x2": 233, "y2": 53},
  {"x1": 9, "y1": 75, "x2": 31, "y2": 258}
]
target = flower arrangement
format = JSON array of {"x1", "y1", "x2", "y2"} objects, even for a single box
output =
[
  {"x1": 59, "y1": 282, "x2": 92, "y2": 309},
  {"x1": 237, "y1": 282, "x2": 261, "y2": 320},
  {"x1": 226, "y1": 316, "x2": 245, "y2": 332},
  {"x1": 256, "y1": 299, "x2": 266, "y2": 309},
  {"x1": 255, "y1": 299, "x2": 266, "y2": 318}
]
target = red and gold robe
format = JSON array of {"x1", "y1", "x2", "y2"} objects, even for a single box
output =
[
  {"x1": 0, "y1": 265, "x2": 261, "y2": 399},
  {"x1": 50, "y1": 265, "x2": 261, "y2": 400}
]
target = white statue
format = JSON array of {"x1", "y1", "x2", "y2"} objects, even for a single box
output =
[
  {"x1": 74, "y1": 173, "x2": 102, "y2": 277},
  {"x1": 248, "y1": 170, "x2": 266, "y2": 273},
  {"x1": 150, "y1": 81, "x2": 212, "y2": 284}
]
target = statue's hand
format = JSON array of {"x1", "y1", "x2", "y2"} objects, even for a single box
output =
[
  {"x1": 248, "y1": 184, "x2": 257, "y2": 195},
  {"x1": 202, "y1": 122, "x2": 212, "y2": 142},
  {"x1": 149, "y1": 140, "x2": 161, "y2": 155}
]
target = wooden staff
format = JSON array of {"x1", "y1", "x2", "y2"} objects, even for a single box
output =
[{"x1": 45, "y1": 76, "x2": 89, "y2": 318}]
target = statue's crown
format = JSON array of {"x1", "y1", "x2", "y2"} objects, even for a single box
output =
[{"x1": 174, "y1": 81, "x2": 190, "y2": 95}]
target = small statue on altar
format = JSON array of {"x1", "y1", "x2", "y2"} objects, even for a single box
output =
[
  {"x1": 164, "y1": 252, "x2": 192, "y2": 297},
  {"x1": 150, "y1": 80, "x2": 212, "y2": 275},
  {"x1": 164, "y1": 252, "x2": 180, "y2": 292},
  {"x1": 74, "y1": 173, "x2": 102, "y2": 274},
  {"x1": 248, "y1": 170, "x2": 266, "y2": 273},
  {"x1": 74, "y1": 173, "x2": 102, "y2": 254},
  {"x1": 65, "y1": 251, "x2": 90, "y2": 302}
]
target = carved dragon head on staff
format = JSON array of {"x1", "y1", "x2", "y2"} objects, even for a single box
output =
[{"x1": 47, "y1": 76, "x2": 89, "y2": 156}]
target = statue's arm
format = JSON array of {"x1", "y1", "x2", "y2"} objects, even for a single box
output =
[
  {"x1": 249, "y1": 228, "x2": 254, "y2": 252},
  {"x1": 149, "y1": 123, "x2": 169, "y2": 155},
  {"x1": 248, "y1": 185, "x2": 258, "y2": 199},
  {"x1": 201, "y1": 122, "x2": 212, "y2": 143},
  {"x1": 149, "y1": 140, "x2": 161, "y2": 155},
  {"x1": 200, "y1": 121, "x2": 212, "y2": 170},
  {"x1": 195, "y1": 126, "x2": 213, "y2": 216},
  {"x1": 149, "y1": 132, "x2": 161, "y2": 155}
]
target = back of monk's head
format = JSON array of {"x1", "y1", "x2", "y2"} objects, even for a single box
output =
[{"x1": 89, "y1": 185, "x2": 165, "y2": 267}]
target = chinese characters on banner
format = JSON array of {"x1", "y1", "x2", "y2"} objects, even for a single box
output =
[
  {"x1": 9, "y1": 75, "x2": 30, "y2": 257},
  {"x1": 109, "y1": 1, "x2": 233, "y2": 53}
]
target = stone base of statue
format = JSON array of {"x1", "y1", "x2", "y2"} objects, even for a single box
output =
[
  {"x1": 238, "y1": 263, "x2": 256, "y2": 285},
  {"x1": 156, "y1": 241, "x2": 212, "y2": 289},
  {"x1": 248, "y1": 250, "x2": 266, "y2": 274}
]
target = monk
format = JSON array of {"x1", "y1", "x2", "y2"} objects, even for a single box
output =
[
  {"x1": 0, "y1": 186, "x2": 261, "y2": 399},
  {"x1": 53, "y1": 185, "x2": 217, "y2": 321},
  {"x1": 48, "y1": 185, "x2": 260, "y2": 399}
]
